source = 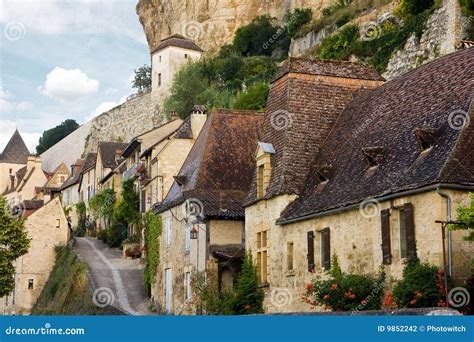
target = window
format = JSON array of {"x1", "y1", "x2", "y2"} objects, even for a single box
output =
[
  {"x1": 257, "y1": 164, "x2": 265, "y2": 198},
  {"x1": 158, "y1": 73, "x2": 162, "y2": 86},
  {"x1": 165, "y1": 217, "x2": 171, "y2": 246},
  {"x1": 255, "y1": 227, "x2": 269, "y2": 284},
  {"x1": 28, "y1": 279, "x2": 34, "y2": 290},
  {"x1": 307, "y1": 231, "x2": 315, "y2": 272},
  {"x1": 9, "y1": 168, "x2": 12, "y2": 174},
  {"x1": 185, "y1": 272, "x2": 191, "y2": 303},
  {"x1": 159, "y1": 55, "x2": 162, "y2": 63},
  {"x1": 55, "y1": 219, "x2": 60, "y2": 228},
  {"x1": 60, "y1": 176, "x2": 65, "y2": 183},
  {"x1": 415, "y1": 128, "x2": 438, "y2": 152},
  {"x1": 320, "y1": 228, "x2": 330, "y2": 270},
  {"x1": 381, "y1": 209, "x2": 392, "y2": 264},
  {"x1": 287, "y1": 242, "x2": 294, "y2": 271},
  {"x1": 362, "y1": 146, "x2": 385, "y2": 168},
  {"x1": 398, "y1": 203, "x2": 416, "y2": 260},
  {"x1": 185, "y1": 224, "x2": 191, "y2": 252}
]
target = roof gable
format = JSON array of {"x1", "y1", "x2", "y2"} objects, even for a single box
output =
[
  {"x1": 98, "y1": 142, "x2": 128, "y2": 169},
  {"x1": 152, "y1": 34, "x2": 203, "y2": 54},
  {"x1": 0, "y1": 129, "x2": 30, "y2": 164}
]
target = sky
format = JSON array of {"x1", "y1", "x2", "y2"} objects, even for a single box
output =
[{"x1": 0, "y1": 0, "x2": 150, "y2": 153}]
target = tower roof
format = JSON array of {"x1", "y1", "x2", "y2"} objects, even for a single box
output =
[
  {"x1": 0, "y1": 129, "x2": 30, "y2": 164},
  {"x1": 151, "y1": 34, "x2": 203, "y2": 54}
]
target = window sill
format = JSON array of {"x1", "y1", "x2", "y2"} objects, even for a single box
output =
[
  {"x1": 258, "y1": 283, "x2": 270, "y2": 289},
  {"x1": 285, "y1": 270, "x2": 295, "y2": 277}
]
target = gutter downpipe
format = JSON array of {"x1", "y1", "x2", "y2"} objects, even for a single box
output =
[{"x1": 437, "y1": 187, "x2": 453, "y2": 278}]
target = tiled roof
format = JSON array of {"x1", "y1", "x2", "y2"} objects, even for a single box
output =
[
  {"x1": 151, "y1": 34, "x2": 203, "y2": 54},
  {"x1": 80, "y1": 153, "x2": 97, "y2": 173},
  {"x1": 60, "y1": 159, "x2": 84, "y2": 190},
  {"x1": 0, "y1": 129, "x2": 30, "y2": 164},
  {"x1": 98, "y1": 142, "x2": 128, "y2": 169},
  {"x1": 245, "y1": 57, "x2": 383, "y2": 206},
  {"x1": 154, "y1": 109, "x2": 264, "y2": 219},
  {"x1": 272, "y1": 57, "x2": 385, "y2": 83},
  {"x1": 278, "y1": 48, "x2": 474, "y2": 223}
]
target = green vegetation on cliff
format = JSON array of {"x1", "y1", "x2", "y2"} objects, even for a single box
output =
[{"x1": 32, "y1": 245, "x2": 122, "y2": 315}]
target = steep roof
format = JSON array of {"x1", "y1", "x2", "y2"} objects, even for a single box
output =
[
  {"x1": 245, "y1": 57, "x2": 383, "y2": 206},
  {"x1": 151, "y1": 34, "x2": 203, "y2": 54},
  {"x1": 80, "y1": 153, "x2": 97, "y2": 173},
  {"x1": 272, "y1": 57, "x2": 385, "y2": 83},
  {"x1": 173, "y1": 117, "x2": 193, "y2": 139},
  {"x1": 59, "y1": 159, "x2": 84, "y2": 190},
  {"x1": 98, "y1": 142, "x2": 128, "y2": 169},
  {"x1": 154, "y1": 109, "x2": 265, "y2": 219},
  {"x1": 279, "y1": 48, "x2": 474, "y2": 224},
  {"x1": 0, "y1": 129, "x2": 30, "y2": 164}
]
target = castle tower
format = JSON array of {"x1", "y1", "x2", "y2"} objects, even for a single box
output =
[
  {"x1": 0, "y1": 129, "x2": 30, "y2": 194},
  {"x1": 151, "y1": 34, "x2": 203, "y2": 104}
]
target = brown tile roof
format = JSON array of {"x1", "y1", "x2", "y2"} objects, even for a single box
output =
[
  {"x1": 154, "y1": 109, "x2": 265, "y2": 219},
  {"x1": 272, "y1": 57, "x2": 385, "y2": 83},
  {"x1": 151, "y1": 34, "x2": 203, "y2": 54},
  {"x1": 0, "y1": 129, "x2": 30, "y2": 164},
  {"x1": 244, "y1": 58, "x2": 383, "y2": 206},
  {"x1": 60, "y1": 159, "x2": 84, "y2": 190},
  {"x1": 98, "y1": 142, "x2": 128, "y2": 169},
  {"x1": 80, "y1": 153, "x2": 97, "y2": 173},
  {"x1": 278, "y1": 48, "x2": 474, "y2": 224}
]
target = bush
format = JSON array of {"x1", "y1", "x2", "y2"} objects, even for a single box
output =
[
  {"x1": 233, "y1": 82, "x2": 269, "y2": 110},
  {"x1": 96, "y1": 229, "x2": 108, "y2": 243},
  {"x1": 125, "y1": 246, "x2": 141, "y2": 259},
  {"x1": 192, "y1": 271, "x2": 236, "y2": 315},
  {"x1": 396, "y1": 0, "x2": 435, "y2": 21},
  {"x1": 287, "y1": 8, "x2": 313, "y2": 38},
  {"x1": 393, "y1": 259, "x2": 448, "y2": 308},
  {"x1": 302, "y1": 256, "x2": 386, "y2": 311},
  {"x1": 232, "y1": 253, "x2": 264, "y2": 314},
  {"x1": 143, "y1": 211, "x2": 162, "y2": 296},
  {"x1": 317, "y1": 24, "x2": 360, "y2": 60}
]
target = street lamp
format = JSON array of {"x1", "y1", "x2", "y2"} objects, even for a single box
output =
[{"x1": 190, "y1": 226, "x2": 198, "y2": 240}]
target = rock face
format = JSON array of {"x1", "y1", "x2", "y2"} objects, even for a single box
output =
[{"x1": 136, "y1": 0, "x2": 330, "y2": 53}]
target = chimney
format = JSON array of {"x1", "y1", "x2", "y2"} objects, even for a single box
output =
[
  {"x1": 170, "y1": 111, "x2": 179, "y2": 121},
  {"x1": 26, "y1": 155, "x2": 36, "y2": 170},
  {"x1": 190, "y1": 105, "x2": 207, "y2": 140}
]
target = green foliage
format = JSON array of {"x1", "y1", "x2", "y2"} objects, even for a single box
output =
[
  {"x1": 88, "y1": 189, "x2": 116, "y2": 227},
  {"x1": 233, "y1": 15, "x2": 289, "y2": 56},
  {"x1": 163, "y1": 55, "x2": 277, "y2": 118},
  {"x1": 450, "y1": 193, "x2": 474, "y2": 267},
  {"x1": 317, "y1": 24, "x2": 360, "y2": 60},
  {"x1": 393, "y1": 259, "x2": 447, "y2": 308},
  {"x1": 192, "y1": 271, "x2": 236, "y2": 315},
  {"x1": 460, "y1": 0, "x2": 474, "y2": 39},
  {"x1": 287, "y1": 8, "x2": 313, "y2": 38},
  {"x1": 32, "y1": 246, "x2": 121, "y2": 315},
  {"x1": 396, "y1": 0, "x2": 435, "y2": 21},
  {"x1": 132, "y1": 64, "x2": 152, "y2": 93},
  {"x1": 0, "y1": 196, "x2": 31, "y2": 297},
  {"x1": 74, "y1": 202, "x2": 87, "y2": 237},
  {"x1": 143, "y1": 211, "x2": 162, "y2": 296},
  {"x1": 233, "y1": 253, "x2": 264, "y2": 314},
  {"x1": 36, "y1": 119, "x2": 79, "y2": 155},
  {"x1": 233, "y1": 82, "x2": 269, "y2": 110},
  {"x1": 303, "y1": 256, "x2": 385, "y2": 311},
  {"x1": 96, "y1": 229, "x2": 108, "y2": 243}
]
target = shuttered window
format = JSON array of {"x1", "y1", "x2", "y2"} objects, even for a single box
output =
[
  {"x1": 381, "y1": 209, "x2": 392, "y2": 264},
  {"x1": 307, "y1": 231, "x2": 315, "y2": 272},
  {"x1": 320, "y1": 228, "x2": 331, "y2": 270},
  {"x1": 399, "y1": 203, "x2": 416, "y2": 260}
]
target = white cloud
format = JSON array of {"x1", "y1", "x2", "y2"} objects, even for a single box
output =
[
  {"x1": 0, "y1": 99, "x2": 34, "y2": 113},
  {"x1": 40, "y1": 67, "x2": 100, "y2": 101},
  {"x1": 0, "y1": 120, "x2": 40, "y2": 153},
  {"x1": 0, "y1": 88, "x2": 12, "y2": 99}
]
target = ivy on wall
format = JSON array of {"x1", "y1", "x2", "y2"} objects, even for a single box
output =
[{"x1": 143, "y1": 211, "x2": 162, "y2": 296}]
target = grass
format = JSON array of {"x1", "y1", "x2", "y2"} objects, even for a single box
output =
[{"x1": 31, "y1": 245, "x2": 122, "y2": 315}]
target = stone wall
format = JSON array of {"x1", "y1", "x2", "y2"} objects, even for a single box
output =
[{"x1": 245, "y1": 190, "x2": 473, "y2": 313}]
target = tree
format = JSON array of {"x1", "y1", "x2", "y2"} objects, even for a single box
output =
[
  {"x1": 233, "y1": 82, "x2": 269, "y2": 110},
  {"x1": 36, "y1": 119, "x2": 79, "y2": 155},
  {"x1": 287, "y1": 8, "x2": 313, "y2": 38},
  {"x1": 233, "y1": 253, "x2": 264, "y2": 314},
  {"x1": 0, "y1": 196, "x2": 31, "y2": 297},
  {"x1": 132, "y1": 65, "x2": 152, "y2": 93},
  {"x1": 450, "y1": 193, "x2": 474, "y2": 266}
]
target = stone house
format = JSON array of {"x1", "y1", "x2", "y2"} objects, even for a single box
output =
[
  {"x1": 151, "y1": 34, "x2": 203, "y2": 103},
  {"x1": 0, "y1": 197, "x2": 69, "y2": 315},
  {"x1": 59, "y1": 159, "x2": 84, "y2": 228},
  {"x1": 77, "y1": 153, "x2": 97, "y2": 210},
  {"x1": 153, "y1": 109, "x2": 264, "y2": 314},
  {"x1": 95, "y1": 142, "x2": 128, "y2": 193},
  {"x1": 0, "y1": 129, "x2": 30, "y2": 195},
  {"x1": 42, "y1": 162, "x2": 70, "y2": 201},
  {"x1": 244, "y1": 48, "x2": 474, "y2": 312}
]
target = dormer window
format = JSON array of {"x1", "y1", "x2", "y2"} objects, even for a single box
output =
[
  {"x1": 256, "y1": 142, "x2": 275, "y2": 199},
  {"x1": 362, "y1": 146, "x2": 385, "y2": 168},
  {"x1": 415, "y1": 128, "x2": 438, "y2": 152}
]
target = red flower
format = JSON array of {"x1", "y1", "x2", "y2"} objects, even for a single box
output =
[
  {"x1": 330, "y1": 283, "x2": 338, "y2": 290},
  {"x1": 323, "y1": 294, "x2": 330, "y2": 300},
  {"x1": 306, "y1": 283, "x2": 314, "y2": 291},
  {"x1": 244, "y1": 304, "x2": 251, "y2": 310},
  {"x1": 361, "y1": 300, "x2": 367, "y2": 305},
  {"x1": 410, "y1": 299, "x2": 417, "y2": 305},
  {"x1": 415, "y1": 291, "x2": 423, "y2": 298},
  {"x1": 437, "y1": 300, "x2": 447, "y2": 307}
]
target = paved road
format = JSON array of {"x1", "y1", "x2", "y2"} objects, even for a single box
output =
[{"x1": 74, "y1": 237, "x2": 153, "y2": 315}]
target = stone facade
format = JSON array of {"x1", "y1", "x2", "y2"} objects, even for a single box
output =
[
  {"x1": 245, "y1": 190, "x2": 474, "y2": 313},
  {"x1": 0, "y1": 198, "x2": 69, "y2": 315}
]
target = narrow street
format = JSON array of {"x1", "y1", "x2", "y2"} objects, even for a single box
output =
[{"x1": 74, "y1": 237, "x2": 153, "y2": 316}]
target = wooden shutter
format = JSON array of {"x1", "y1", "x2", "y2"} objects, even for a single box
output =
[
  {"x1": 381, "y1": 209, "x2": 392, "y2": 265},
  {"x1": 307, "y1": 231, "x2": 315, "y2": 272},
  {"x1": 321, "y1": 228, "x2": 331, "y2": 270},
  {"x1": 403, "y1": 203, "x2": 417, "y2": 260},
  {"x1": 140, "y1": 190, "x2": 146, "y2": 212}
]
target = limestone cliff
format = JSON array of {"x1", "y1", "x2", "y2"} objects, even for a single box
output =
[{"x1": 136, "y1": 0, "x2": 330, "y2": 53}]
